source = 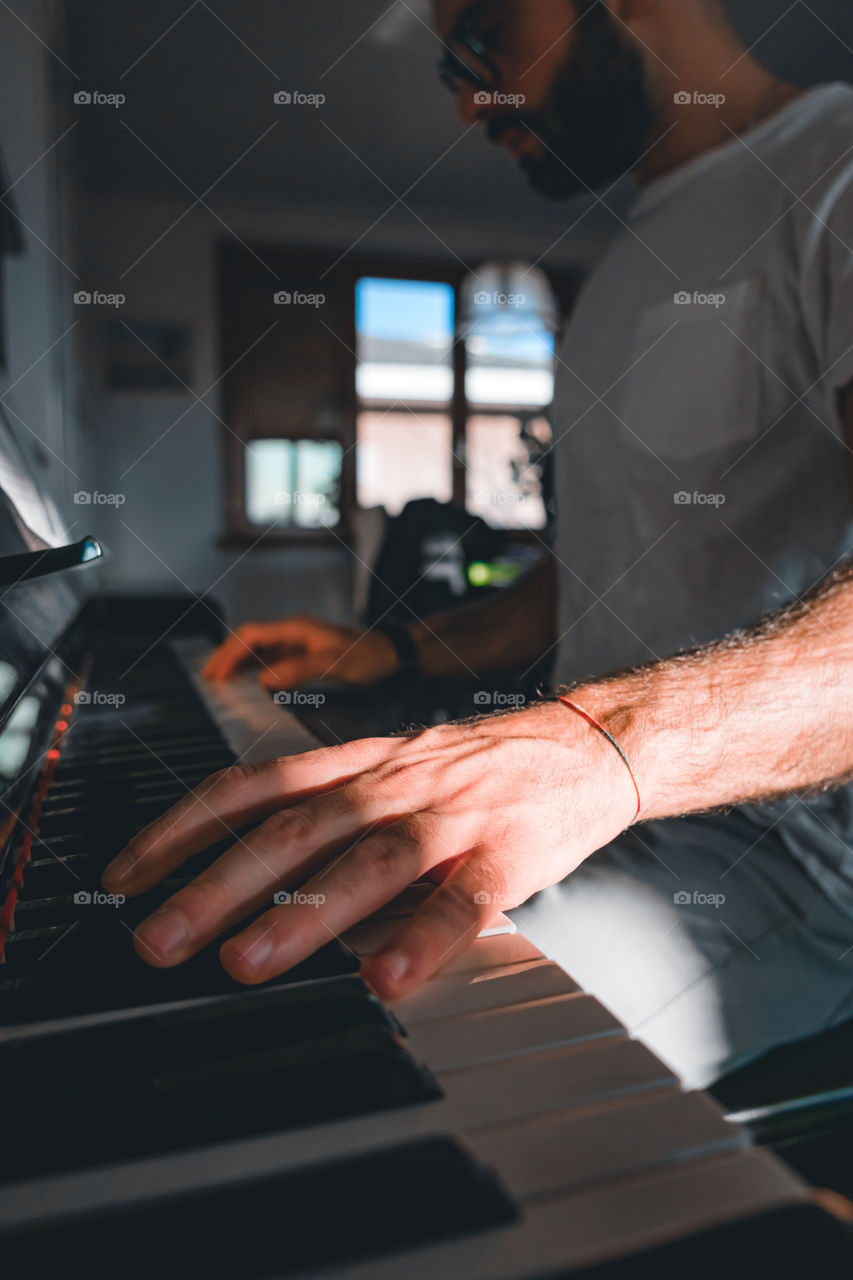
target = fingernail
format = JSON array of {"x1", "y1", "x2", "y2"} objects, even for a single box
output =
[
  {"x1": 135, "y1": 909, "x2": 189, "y2": 962},
  {"x1": 103, "y1": 850, "x2": 135, "y2": 887},
  {"x1": 377, "y1": 950, "x2": 409, "y2": 986},
  {"x1": 237, "y1": 928, "x2": 275, "y2": 974}
]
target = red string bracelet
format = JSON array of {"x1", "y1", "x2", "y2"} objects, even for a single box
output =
[{"x1": 559, "y1": 697, "x2": 642, "y2": 822}]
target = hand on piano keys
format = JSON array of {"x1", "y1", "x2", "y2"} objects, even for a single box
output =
[
  {"x1": 102, "y1": 700, "x2": 639, "y2": 996},
  {"x1": 202, "y1": 615, "x2": 402, "y2": 688}
]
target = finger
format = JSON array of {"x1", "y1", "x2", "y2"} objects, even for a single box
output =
[
  {"x1": 219, "y1": 812, "x2": 457, "y2": 984},
  {"x1": 362, "y1": 855, "x2": 506, "y2": 999},
  {"x1": 131, "y1": 783, "x2": 408, "y2": 968},
  {"x1": 203, "y1": 624, "x2": 289, "y2": 682},
  {"x1": 101, "y1": 738, "x2": 394, "y2": 895},
  {"x1": 257, "y1": 651, "x2": 340, "y2": 691}
]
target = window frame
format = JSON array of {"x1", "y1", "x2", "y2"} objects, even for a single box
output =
[{"x1": 220, "y1": 244, "x2": 569, "y2": 547}]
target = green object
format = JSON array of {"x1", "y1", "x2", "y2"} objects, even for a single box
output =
[{"x1": 467, "y1": 559, "x2": 523, "y2": 588}]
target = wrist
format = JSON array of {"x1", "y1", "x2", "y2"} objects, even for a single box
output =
[
  {"x1": 566, "y1": 669, "x2": 703, "y2": 823},
  {"x1": 368, "y1": 629, "x2": 404, "y2": 680},
  {"x1": 529, "y1": 698, "x2": 642, "y2": 831},
  {"x1": 372, "y1": 620, "x2": 421, "y2": 681}
]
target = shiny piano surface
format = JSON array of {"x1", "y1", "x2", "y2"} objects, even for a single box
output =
[{"x1": 0, "y1": 589, "x2": 850, "y2": 1277}]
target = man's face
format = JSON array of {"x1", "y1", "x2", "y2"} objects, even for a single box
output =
[{"x1": 432, "y1": 0, "x2": 652, "y2": 199}]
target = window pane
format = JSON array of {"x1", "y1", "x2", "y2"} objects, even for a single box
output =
[
  {"x1": 245, "y1": 439, "x2": 341, "y2": 528},
  {"x1": 462, "y1": 264, "x2": 556, "y2": 408},
  {"x1": 356, "y1": 278, "x2": 454, "y2": 405},
  {"x1": 466, "y1": 415, "x2": 548, "y2": 530},
  {"x1": 466, "y1": 329, "x2": 555, "y2": 408},
  {"x1": 357, "y1": 411, "x2": 453, "y2": 515}
]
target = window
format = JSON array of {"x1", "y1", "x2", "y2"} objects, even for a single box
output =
[
  {"x1": 356, "y1": 278, "x2": 455, "y2": 515},
  {"x1": 460, "y1": 267, "x2": 556, "y2": 531},
  {"x1": 244, "y1": 439, "x2": 342, "y2": 528},
  {"x1": 354, "y1": 266, "x2": 558, "y2": 535},
  {"x1": 219, "y1": 245, "x2": 571, "y2": 544}
]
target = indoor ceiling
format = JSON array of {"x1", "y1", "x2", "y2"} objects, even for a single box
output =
[{"x1": 63, "y1": 0, "x2": 583, "y2": 232}]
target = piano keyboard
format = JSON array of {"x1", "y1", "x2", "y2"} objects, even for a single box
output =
[{"x1": 0, "y1": 625, "x2": 843, "y2": 1277}]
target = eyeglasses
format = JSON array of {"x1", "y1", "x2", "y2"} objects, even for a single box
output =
[{"x1": 436, "y1": 2, "x2": 505, "y2": 95}]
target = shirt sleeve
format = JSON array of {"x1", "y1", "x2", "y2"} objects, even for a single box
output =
[{"x1": 800, "y1": 158, "x2": 853, "y2": 436}]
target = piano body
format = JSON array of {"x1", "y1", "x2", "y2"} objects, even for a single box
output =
[{"x1": 0, "y1": 533, "x2": 851, "y2": 1276}]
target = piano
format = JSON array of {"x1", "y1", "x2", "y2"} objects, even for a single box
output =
[{"x1": 0, "y1": 533, "x2": 852, "y2": 1277}]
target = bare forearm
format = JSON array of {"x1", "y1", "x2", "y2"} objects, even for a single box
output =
[
  {"x1": 410, "y1": 555, "x2": 557, "y2": 679},
  {"x1": 569, "y1": 565, "x2": 853, "y2": 820}
]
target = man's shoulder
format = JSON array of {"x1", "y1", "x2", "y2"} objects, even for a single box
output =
[{"x1": 763, "y1": 83, "x2": 853, "y2": 204}]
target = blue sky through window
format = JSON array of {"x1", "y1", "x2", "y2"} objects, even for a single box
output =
[{"x1": 356, "y1": 278, "x2": 454, "y2": 345}]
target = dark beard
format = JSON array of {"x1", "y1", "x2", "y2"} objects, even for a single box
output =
[{"x1": 488, "y1": 4, "x2": 652, "y2": 200}]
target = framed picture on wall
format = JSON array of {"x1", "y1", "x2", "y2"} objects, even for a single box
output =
[{"x1": 105, "y1": 318, "x2": 193, "y2": 392}]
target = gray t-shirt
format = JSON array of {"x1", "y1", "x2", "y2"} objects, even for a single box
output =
[
  {"x1": 554, "y1": 82, "x2": 853, "y2": 684},
  {"x1": 551, "y1": 84, "x2": 853, "y2": 889}
]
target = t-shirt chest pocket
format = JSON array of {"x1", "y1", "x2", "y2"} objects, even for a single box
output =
[{"x1": 616, "y1": 277, "x2": 762, "y2": 463}]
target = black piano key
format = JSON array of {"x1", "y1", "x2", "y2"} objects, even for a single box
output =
[
  {"x1": 2, "y1": 639, "x2": 370, "y2": 1044},
  {"x1": 19, "y1": 835, "x2": 236, "y2": 898},
  {"x1": 34, "y1": 791, "x2": 198, "y2": 837},
  {"x1": 1, "y1": 1031, "x2": 440, "y2": 1178},
  {"x1": 0, "y1": 979, "x2": 441, "y2": 1178},
  {"x1": 3, "y1": 973, "x2": 394, "y2": 1061},
  {"x1": 47, "y1": 743, "x2": 232, "y2": 779},
  {"x1": 0, "y1": 1138, "x2": 516, "y2": 1278},
  {"x1": 0, "y1": 933, "x2": 359, "y2": 1026},
  {"x1": 11, "y1": 853, "x2": 118, "y2": 899}
]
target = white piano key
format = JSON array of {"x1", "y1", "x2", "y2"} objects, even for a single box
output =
[
  {"x1": 342, "y1": 913, "x2": 516, "y2": 957},
  {"x1": 173, "y1": 638, "x2": 321, "y2": 761},
  {"x1": 473, "y1": 1088, "x2": 744, "y2": 1201},
  {"x1": 389, "y1": 960, "x2": 580, "y2": 1024},
  {"x1": 344, "y1": 922, "x2": 543, "y2": 971},
  {"x1": 407, "y1": 992, "x2": 625, "y2": 1071},
  {"x1": 0, "y1": 1038, "x2": 678, "y2": 1230},
  {"x1": 324, "y1": 1147, "x2": 808, "y2": 1280},
  {"x1": 439, "y1": 1036, "x2": 678, "y2": 1129}
]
